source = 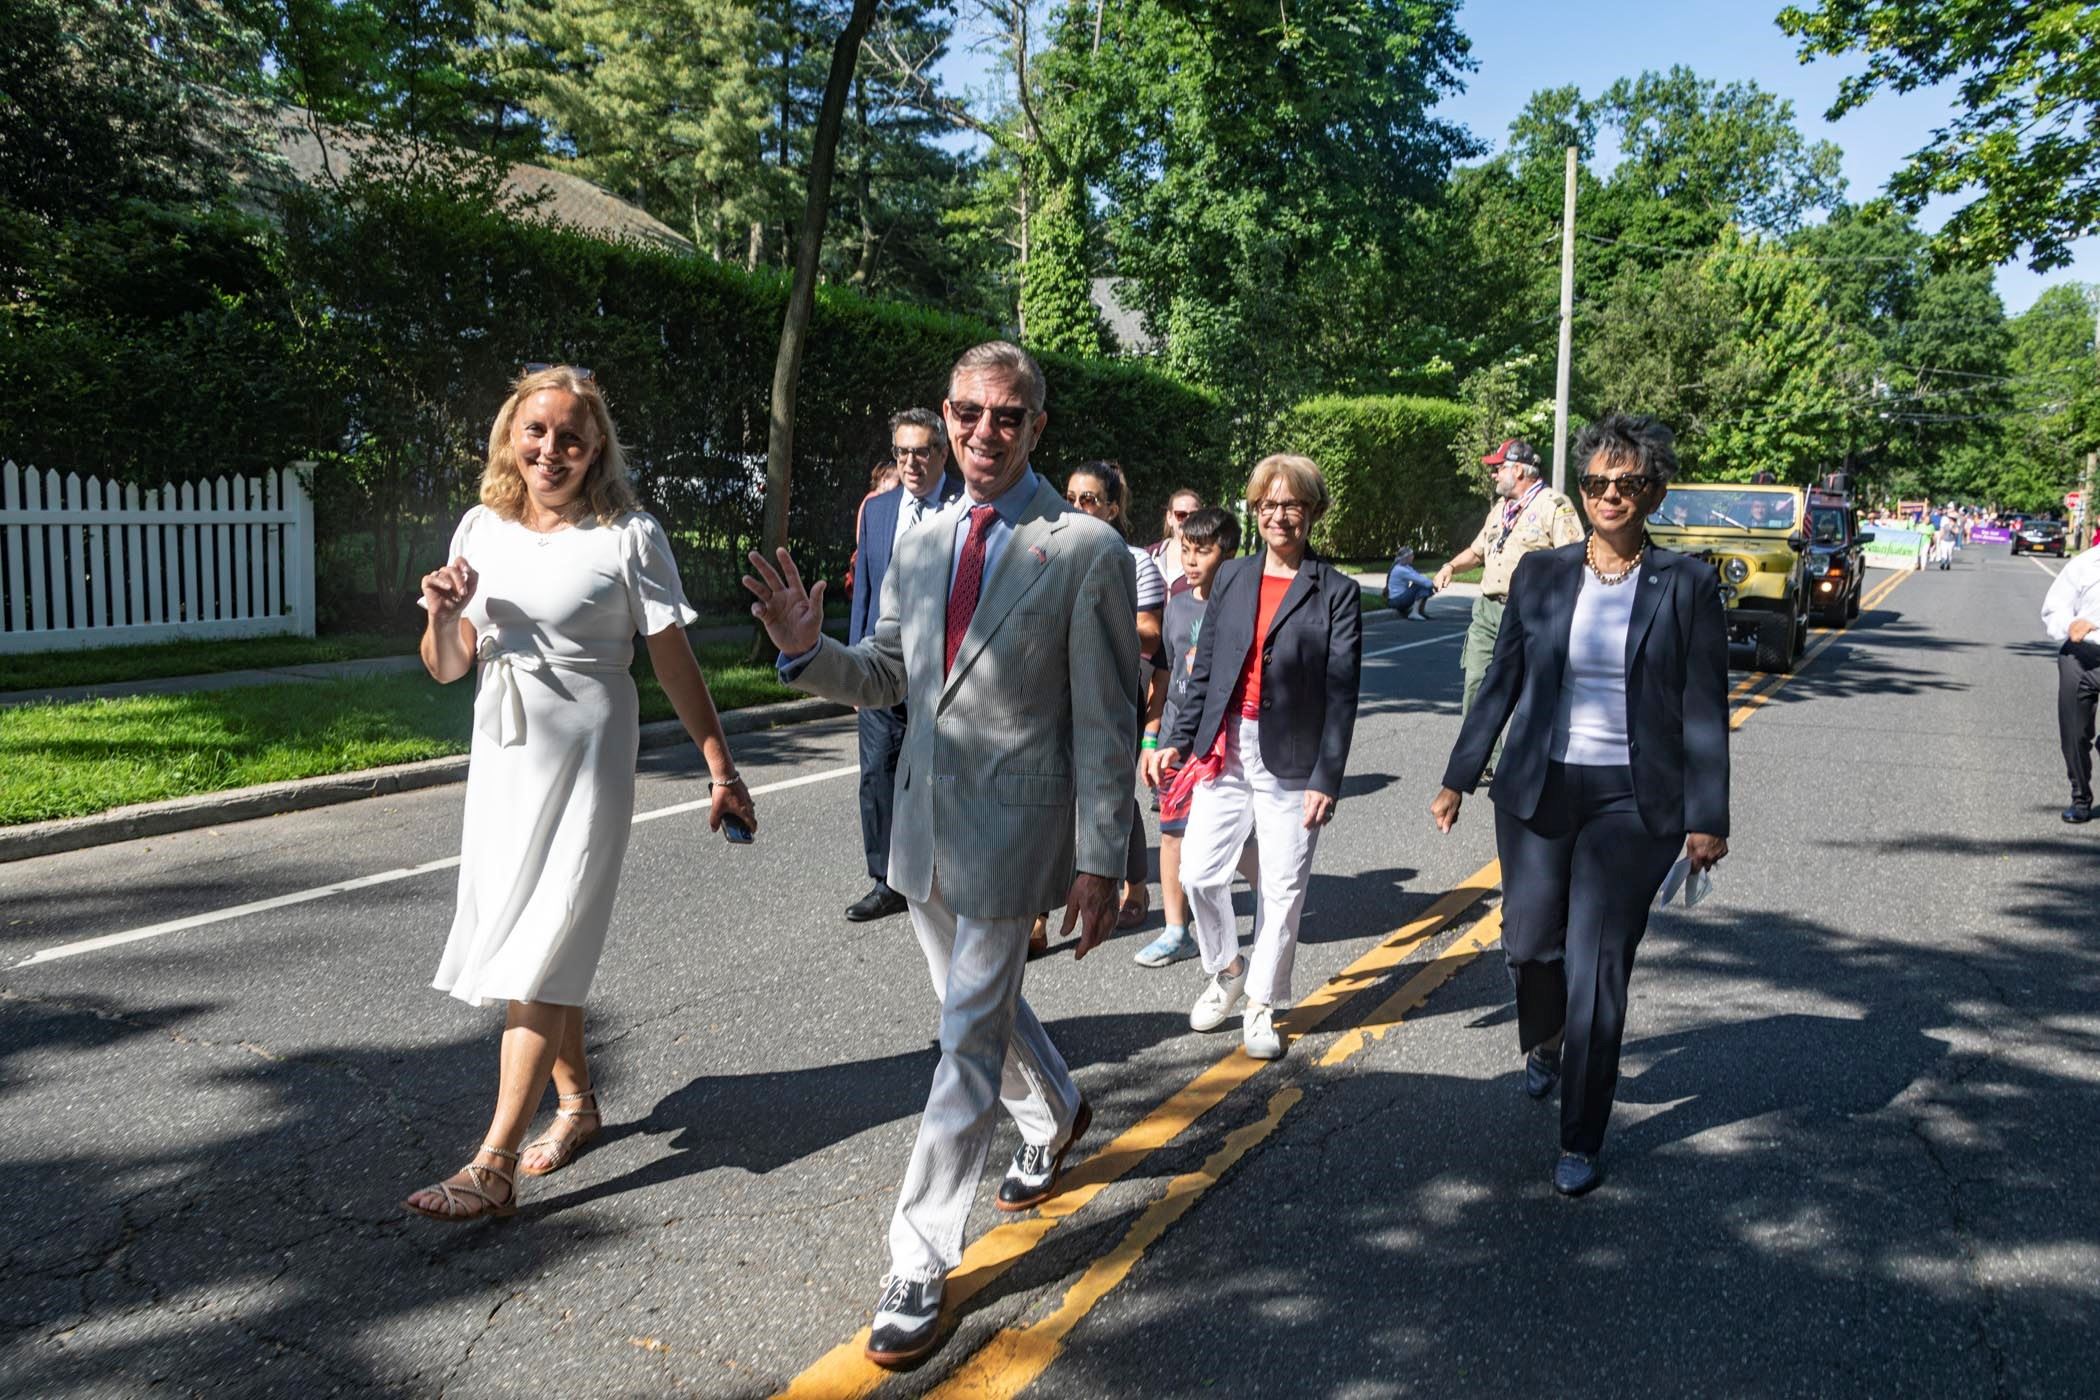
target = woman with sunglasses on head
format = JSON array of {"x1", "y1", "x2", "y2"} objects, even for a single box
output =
[
  {"x1": 1430, "y1": 412, "x2": 1729, "y2": 1197},
  {"x1": 1064, "y1": 462, "x2": 1167, "y2": 934},
  {"x1": 403, "y1": 365, "x2": 756, "y2": 1222},
  {"x1": 1149, "y1": 487, "x2": 1206, "y2": 596},
  {"x1": 1143, "y1": 455, "x2": 1362, "y2": 1060}
]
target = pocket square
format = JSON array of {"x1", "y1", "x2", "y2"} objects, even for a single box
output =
[{"x1": 1028, "y1": 544, "x2": 1047, "y2": 563}]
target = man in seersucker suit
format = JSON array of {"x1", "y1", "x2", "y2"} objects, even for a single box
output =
[{"x1": 743, "y1": 339, "x2": 1140, "y2": 1368}]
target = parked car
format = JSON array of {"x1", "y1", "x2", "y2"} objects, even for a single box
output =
[
  {"x1": 1649, "y1": 482, "x2": 1812, "y2": 672},
  {"x1": 2011, "y1": 519, "x2": 2068, "y2": 557},
  {"x1": 1804, "y1": 490, "x2": 1870, "y2": 627}
]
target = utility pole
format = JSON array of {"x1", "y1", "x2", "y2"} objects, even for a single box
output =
[{"x1": 1551, "y1": 145, "x2": 1577, "y2": 494}]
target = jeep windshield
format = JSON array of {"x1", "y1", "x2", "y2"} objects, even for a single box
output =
[{"x1": 1657, "y1": 490, "x2": 1798, "y2": 531}]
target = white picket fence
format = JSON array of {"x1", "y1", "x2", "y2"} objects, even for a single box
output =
[{"x1": 0, "y1": 462, "x2": 315, "y2": 655}]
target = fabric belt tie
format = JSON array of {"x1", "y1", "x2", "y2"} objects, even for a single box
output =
[{"x1": 475, "y1": 637, "x2": 625, "y2": 747}]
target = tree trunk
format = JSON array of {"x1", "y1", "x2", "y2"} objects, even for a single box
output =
[{"x1": 757, "y1": 0, "x2": 881, "y2": 655}]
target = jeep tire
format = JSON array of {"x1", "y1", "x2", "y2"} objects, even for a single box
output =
[
  {"x1": 1846, "y1": 577, "x2": 1862, "y2": 620},
  {"x1": 1754, "y1": 611, "x2": 1796, "y2": 673}
]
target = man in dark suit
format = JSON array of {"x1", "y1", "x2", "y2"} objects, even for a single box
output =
[{"x1": 844, "y1": 407, "x2": 963, "y2": 921}]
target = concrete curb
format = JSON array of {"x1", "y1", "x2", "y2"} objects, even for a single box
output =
[{"x1": 0, "y1": 696, "x2": 853, "y2": 864}]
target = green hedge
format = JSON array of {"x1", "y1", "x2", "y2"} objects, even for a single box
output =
[
  {"x1": 3, "y1": 179, "x2": 1230, "y2": 620},
  {"x1": 1269, "y1": 393, "x2": 1475, "y2": 558}
]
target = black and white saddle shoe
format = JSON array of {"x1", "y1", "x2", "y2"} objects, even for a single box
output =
[
  {"x1": 864, "y1": 1274, "x2": 944, "y2": 1368},
  {"x1": 995, "y1": 1098, "x2": 1092, "y2": 1212}
]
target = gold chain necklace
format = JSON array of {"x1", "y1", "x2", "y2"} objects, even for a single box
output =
[{"x1": 1585, "y1": 532, "x2": 1646, "y2": 586}]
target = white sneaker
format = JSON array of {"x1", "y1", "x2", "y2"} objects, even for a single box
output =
[
  {"x1": 1242, "y1": 1002, "x2": 1283, "y2": 1059},
  {"x1": 1190, "y1": 965, "x2": 1248, "y2": 1032}
]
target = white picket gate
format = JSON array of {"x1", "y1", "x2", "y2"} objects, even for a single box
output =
[{"x1": 0, "y1": 462, "x2": 315, "y2": 655}]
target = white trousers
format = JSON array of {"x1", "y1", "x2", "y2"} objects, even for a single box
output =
[
  {"x1": 1181, "y1": 716, "x2": 1321, "y2": 1008},
  {"x1": 889, "y1": 878, "x2": 1083, "y2": 1281}
]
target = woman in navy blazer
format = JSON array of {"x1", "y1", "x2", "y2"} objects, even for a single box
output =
[
  {"x1": 1146, "y1": 454, "x2": 1362, "y2": 1061},
  {"x1": 1432, "y1": 413, "x2": 1729, "y2": 1196}
]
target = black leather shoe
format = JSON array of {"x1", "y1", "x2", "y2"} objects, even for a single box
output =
[
  {"x1": 846, "y1": 882, "x2": 909, "y2": 922},
  {"x1": 864, "y1": 1274, "x2": 943, "y2": 1367},
  {"x1": 2064, "y1": 805, "x2": 2093, "y2": 824},
  {"x1": 996, "y1": 1099, "x2": 1091, "y2": 1211},
  {"x1": 1553, "y1": 1152, "x2": 1602, "y2": 1197},
  {"x1": 1524, "y1": 1047, "x2": 1560, "y2": 1100}
]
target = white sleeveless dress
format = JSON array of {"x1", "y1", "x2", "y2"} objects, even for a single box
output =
[{"x1": 426, "y1": 506, "x2": 699, "y2": 1007}]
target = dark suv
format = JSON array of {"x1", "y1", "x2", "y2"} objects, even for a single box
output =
[{"x1": 1804, "y1": 493, "x2": 1870, "y2": 626}]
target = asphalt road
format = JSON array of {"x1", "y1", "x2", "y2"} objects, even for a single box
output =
[{"x1": 2, "y1": 552, "x2": 2093, "y2": 1398}]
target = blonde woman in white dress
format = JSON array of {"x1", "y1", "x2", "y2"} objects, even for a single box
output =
[{"x1": 405, "y1": 365, "x2": 757, "y2": 1222}]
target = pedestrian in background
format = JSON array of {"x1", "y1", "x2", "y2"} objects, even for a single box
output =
[
  {"x1": 1430, "y1": 412, "x2": 1729, "y2": 1197},
  {"x1": 1435, "y1": 439, "x2": 1583, "y2": 778},
  {"x1": 843, "y1": 408, "x2": 962, "y2": 923},
  {"x1": 1063, "y1": 460, "x2": 1166, "y2": 936},
  {"x1": 2041, "y1": 536, "x2": 2100, "y2": 823},
  {"x1": 1147, "y1": 455, "x2": 1362, "y2": 1060},
  {"x1": 1149, "y1": 487, "x2": 1206, "y2": 596},
  {"x1": 1385, "y1": 543, "x2": 1435, "y2": 619},
  {"x1": 845, "y1": 459, "x2": 901, "y2": 598},
  {"x1": 404, "y1": 365, "x2": 756, "y2": 1222},
  {"x1": 1134, "y1": 506, "x2": 1260, "y2": 968},
  {"x1": 745, "y1": 340, "x2": 1138, "y2": 1367}
]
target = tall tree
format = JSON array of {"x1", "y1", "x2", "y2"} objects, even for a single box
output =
[{"x1": 1781, "y1": 0, "x2": 2100, "y2": 270}]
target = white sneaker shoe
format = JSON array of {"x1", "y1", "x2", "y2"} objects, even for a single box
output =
[
  {"x1": 1190, "y1": 965, "x2": 1248, "y2": 1032},
  {"x1": 1242, "y1": 1002, "x2": 1283, "y2": 1059}
]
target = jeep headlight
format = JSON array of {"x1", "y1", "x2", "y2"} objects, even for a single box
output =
[{"x1": 1723, "y1": 557, "x2": 1750, "y2": 585}]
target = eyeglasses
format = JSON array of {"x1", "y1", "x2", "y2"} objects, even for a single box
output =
[
  {"x1": 524, "y1": 362, "x2": 594, "y2": 381},
  {"x1": 1577, "y1": 472, "x2": 1662, "y2": 501},
  {"x1": 1066, "y1": 490, "x2": 1105, "y2": 509},
  {"x1": 948, "y1": 401, "x2": 1032, "y2": 435},
  {"x1": 1255, "y1": 500, "x2": 1309, "y2": 518},
  {"x1": 892, "y1": 445, "x2": 937, "y2": 462}
]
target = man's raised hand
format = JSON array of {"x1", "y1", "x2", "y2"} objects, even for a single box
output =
[{"x1": 742, "y1": 547, "x2": 826, "y2": 656}]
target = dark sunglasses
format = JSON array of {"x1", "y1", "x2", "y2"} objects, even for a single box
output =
[
  {"x1": 1066, "y1": 490, "x2": 1106, "y2": 509},
  {"x1": 524, "y1": 362, "x2": 594, "y2": 381},
  {"x1": 949, "y1": 401, "x2": 1031, "y2": 434},
  {"x1": 1578, "y1": 472, "x2": 1661, "y2": 500},
  {"x1": 1169, "y1": 508, "x2": 1194, "y2": 520}
]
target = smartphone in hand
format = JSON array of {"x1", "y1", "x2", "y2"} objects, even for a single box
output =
[{"x1": 721, "y1": 814, "x2": 755, "y2": 845}]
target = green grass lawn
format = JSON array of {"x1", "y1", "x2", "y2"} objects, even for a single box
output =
[
  {"x1": 0, "y1": 633, "x2": 413, "y2": 694},
  {"x1": 1, "y1": 642, "x2": 797, "y2": 825}
]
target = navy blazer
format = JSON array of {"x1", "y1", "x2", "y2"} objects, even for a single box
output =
[
  {"x1": 1163, "y1": 553, "x2": 1363, "y2": 797},
  {"x1": 1440, "y1": 543, "x2": 1730, "y2": 838},
  {"x1": 851, "y1": 476, "x2": 961, "y2": 645}
]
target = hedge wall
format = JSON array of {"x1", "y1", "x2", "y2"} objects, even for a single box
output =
[
  {"x1": 2, "y1": 180, "x2": 1231, "y2": 620},
  {"x1": 1268, "y1": 393, "x2": 1476, "y2": 559}
]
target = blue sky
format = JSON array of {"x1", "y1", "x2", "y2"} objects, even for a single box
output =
[
  {"x1": 1438, "y1": 0, "x2": 2092, "y2": 314},
  {"x1": 937, "y1": 0, "x2": 2094, "y2": 316}
]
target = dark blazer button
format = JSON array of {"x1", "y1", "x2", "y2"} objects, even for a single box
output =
[{"x1": 1260, "y1": 696, "x2": 1272, "y2": 709}]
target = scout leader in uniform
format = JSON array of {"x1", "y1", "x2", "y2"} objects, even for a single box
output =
[{"x1": 1434, "y1": 438, "x2": 1583, "y2": 776}]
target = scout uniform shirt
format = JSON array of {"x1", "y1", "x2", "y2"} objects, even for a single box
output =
[{"x1": 1470, "y1": 481, "x2": 1584, "y2": 599}]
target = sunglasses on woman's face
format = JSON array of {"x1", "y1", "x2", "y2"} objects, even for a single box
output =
[
  {"x1": 1066, "y1": 490, "x2": 1105, "y2": 509},
  {"x1": 1577, "y1": 472, "x2": 1661, "y2": 501},
  {"x1": 1170, "y1": 508, "x2": 1193, "y2": 521}
]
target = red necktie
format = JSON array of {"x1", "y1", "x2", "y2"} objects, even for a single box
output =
[{"x1": 945, "y1": 504, "x2": 998, "y2": 677}]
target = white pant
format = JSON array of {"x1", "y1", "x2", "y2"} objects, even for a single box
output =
[
  {"x1": 1181, "y1": 717, "x2": 1321, "y2": 1008},
  {"x1": 889, "y1": 878, "x2": 1082, "y2": 1280}
]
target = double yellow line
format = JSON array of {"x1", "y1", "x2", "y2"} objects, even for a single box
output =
[
  {"x1": 778, "y1": 563, "x2": 1916, "y2": 1400},
  {"x1": 1729, "y1": 568, "x2": 1911, "y2": 728}
]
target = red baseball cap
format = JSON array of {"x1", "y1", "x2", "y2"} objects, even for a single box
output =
[{"x1": 1482, "y1": 438, "x2": 1540, "y2": 468}]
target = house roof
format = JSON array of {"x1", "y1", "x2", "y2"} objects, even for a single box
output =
[
  {"x1": 264, "y1": 109, "x2": 695, "y2": 256},
  {"x1": 1091, "y1": 277, "x2": 1158, "y2": 355}
]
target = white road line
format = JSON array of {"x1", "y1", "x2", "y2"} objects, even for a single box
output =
[
  {"x1": 2029, "y1": 557, "x2": 2063, "y2": 577},
  {"x1": 12, "y1": 764, "x2": 861, "y2": 969},
  {"x1": 1366, "y1": 631, "x2": 1464, "y2": 659}
]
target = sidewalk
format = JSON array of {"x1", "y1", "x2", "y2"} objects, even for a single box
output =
[{"x1": 0, "y1": 618, "x2": 847, "y2": 710}]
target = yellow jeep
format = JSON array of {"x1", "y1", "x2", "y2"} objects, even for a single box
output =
[{"x1": 1647, "y1": 483, "x2": 1812, "y2": 672}]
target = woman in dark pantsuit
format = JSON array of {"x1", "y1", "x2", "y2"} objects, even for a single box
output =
[{"x1": 1431, "y1": 413, "x2": 1730, "y2": 1196}]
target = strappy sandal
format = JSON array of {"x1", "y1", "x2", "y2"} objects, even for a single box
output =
[
  {"x1": 519, "y1": 1091, "x2": 601, "y2": 1178},
  {"x1": 404, "y1": 1144, "x2": 518, "y2": 1221}
]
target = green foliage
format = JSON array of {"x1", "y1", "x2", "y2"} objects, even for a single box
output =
[
  {"x1": 1694, "y1": 231, "x2": 1849, "y2": 482},
  {"x1": 1270, "y1": 393, "x2": 1474, "y2": 557},
  {"x1": 1018, "y1": 173, "x2": 1110, "y2": 357},
  {"x1": 1781, "y1": 0, "x2": 2100, "y2": 271},
  {"x1": 1449, "y1": 355, "x2": 1556, "y2": 486}
]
